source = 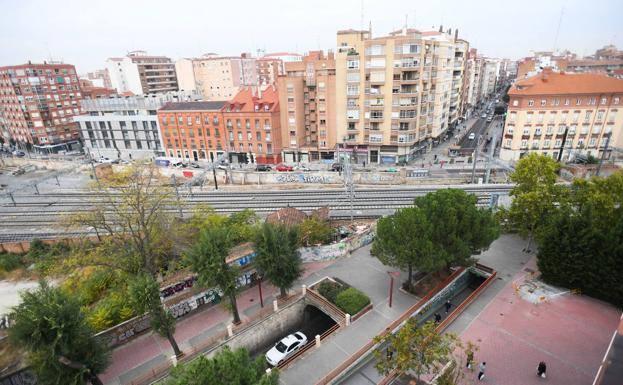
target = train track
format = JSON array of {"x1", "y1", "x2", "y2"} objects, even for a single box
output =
[{"x1": 0, "y1": 184, "x2": 512, "y2": 242}]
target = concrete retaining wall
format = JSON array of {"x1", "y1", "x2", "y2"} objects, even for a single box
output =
[
  {"x1": 299, "y1": 227, "x2": 375, "y2": 263},
  {"x1": 206, "y1": 298, "x2": 307, "y2": 357}
]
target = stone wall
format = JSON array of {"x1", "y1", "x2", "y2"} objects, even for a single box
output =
[{"x1": 299, "y1": 226, "x2": 375, "y2": 263}]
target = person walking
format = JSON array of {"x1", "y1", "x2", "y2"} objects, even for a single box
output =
[
  {"x1": 537, "y1": 361, "x2": 547, "y2": 378},
  {"x1": 477, "y1": 362, "x2": 486, "y2": 381},
  {"x1": 445, "y1": 300, "x2": 452, "y2": 314},
  {"x1": 434, "y1": 313, "x2": 441, "y2": 323}
]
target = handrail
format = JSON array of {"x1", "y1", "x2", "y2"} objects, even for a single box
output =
[
  {"x1": 278, "y1": 323, "x2": 341, "y2": 370},
  {"x1": 315, "y1": 267, "x2": 466, "y2": 385},
  {"x1": 306, "y1": 288, "x2": 347, "y2": 323}
]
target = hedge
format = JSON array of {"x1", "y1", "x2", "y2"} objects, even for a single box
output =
[{"x1": 335, "y1": 287, "x2": 370, "y2": 315}]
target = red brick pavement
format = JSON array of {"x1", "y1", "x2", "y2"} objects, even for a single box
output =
[
  {"x1": 100, "y1": 260, "x2": 335, "y2": 384},
  {"x1": 458, "y1": 258, "x2": 621, "y2": 385}
]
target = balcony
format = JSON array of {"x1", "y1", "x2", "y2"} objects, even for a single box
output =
[{"x1": 264, "y1": 125, "x2": 271, "y2": 130}]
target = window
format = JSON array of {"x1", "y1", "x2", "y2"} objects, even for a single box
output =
[
  {"x1": 584, "y1": 111, "x2": 591, "y2": 122},
  {"x1": 523, "y1": 128, "x2": 530, "y2": 135},
  {"x1": 535, "y1": 128, "x2": 541, "y2": 135},
  {"x1": 237, "y1": 132, "x2": 242, "y2": 141},
  {"x1": 532, "y1": 140, "x2": 540, "y2": 149},
  {"x1": 528, "y1": 100, "x2": 534, "y2": 107},
  {"x1": 347, "y1": 60, "x2": 359, "y2": 69},
  {"x1": 546, "y1": 126, "x2": 553, "y2": 135},
  {"x1": 601, "y1": 97, "x2": 608, "y2": 105},
  {"x1": 347, "y1": 84, "x2": 359, "y2": 96},
  {"x1": 512, "y1": 100, "x2": 518, "y2": 107},
  {"x1": 509, "y1": 112, "x2": 516, "y2": 122},
  {"x1": 555, "y1": 139, "x2": 561, "y2": 147},
  {"x1": 614, "y1": 97, "x2": 620, "y2": 104},
  {"x1": 366, "y1": 45, "x2": 385, "y2": 56},
  {"x1": 256, "y1": 132, "x2": 261, "y2": 141},
  {"x1": 576, "y1": 98, "x2": 581, "y2": 105},
  {"x1": 526, "y1": 114, "x2": 533, "y2": 123},
  {"x1": 505, "y1": 139, "x2": 511, "y2": 147},
  {"x1": 541, "y1": 99, "x2": 546, "y2": 106},
  {"x1": 544, "y1": 139, "x2": 550, "y2": 148},
  {"x1": 507, "y1": 127, "x2": 514, "y2": 134},
  {"x1": 521, "y1": 140, "x2": 528, "y2": 148},
  {"x1": 552, "y1": 98, "x2": 559, "y2": 106},
  {"x1": 346, "y1": 72, "x2": 360, "y2": 82},
  {"x1": 564, "y1": 98, "x2": 570, "y2": 106},
  {"x1": 597, "y1": 111, "x2": 604, "y2": 121}
]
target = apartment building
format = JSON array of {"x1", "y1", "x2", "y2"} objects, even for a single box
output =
[
  {"x1": 335, "y1": 28, "x2": 460, "y2": 164},
  {"x1": 79, "y1": 79, "x2": 117, "y2": 100},
  {"x1": 465, "y1": 49, "x2": 484, "y2": 114},
  {"x1": 450, "y1": 37, "x2": 469, "y2": 127},
  {"x1": 75, "y1": 91, "x2": 201, "y2": 160},
  {"x1": 0, "y1": 61, "x2": 84, "y2": 151},
  {"x1": 84, "y1": 69, "x2": 113, "y2": 89},
  {"x1": 256, "y1": 52, "x2": 303, "y2": 86},
  {"x1": 480, "y1": 59, "x2": 500, "y2": 98},
  {"x1": 106, "y1": 51, "x2": 178, "y2": 95},
  {"x1": 277, "y1": 51, "x2": 337, "y2": 162},
  {"x1": 222, "y1": 86, "x2": 282, "y2": 164},
  {"x1": 158, "y1": 101, "x2": 227, "y2": 162},
  {"x1": 500, "y1": 69, "x2": 623, "y2": 161},
  {"x1": 175, "y1": 54, "x2": 258, "y2": 101}
]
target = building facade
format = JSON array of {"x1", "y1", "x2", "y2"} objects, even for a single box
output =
[
  {"x1": 449, "y1": 38, "x2": 469, "y2": 127},
  {"x1": 277, "y1": 51, "x2": 337, "y2": 162},
  {"x1": 500, "y1": 69, "x2": 623, "y2": 161},
  {"x1": 0, "y1": 62, "x2": 84, "y2": 151},
  {"x1": 106, "y1": 51, "x2": 178, "y2": 95},
  {"x1": 222, "y1": 86, "x2": 282, "y2": 164},
  {"x1": 465, "y1": 49, "x2": 484, "y2": 113},
  {"x1": 84, "y1": 69, "x2": 113, "y2": 89},
  {"x1": 335, "y1": 28, "x2": 462, "y2": 164},
  {"x1": 175, "y1": 54, "x2": 258, "y2": 101},
  {"x1": 75, "y1": 91, "x2": 201, "y2": 160},
  {"x1": 158, "y1": 101, "x2": 227, "y2": 162}
]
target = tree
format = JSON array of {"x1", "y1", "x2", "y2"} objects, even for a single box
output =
[
  {"x1": 8, "y1": 282, "x2": 109, "y2": 385},
  {"x1": 298, "y1": 217, "x2": 334, "y2": 246},
  {"x1": 536, "y1": 172, "x2": 623, "y2": 307},
  {"x1": 374, "y1": 320, "x2": 458, "y2": 383},
  {"x1": 413, "y1": 189, "x2": 500, "y2": 270},
  {"x1": 254, "y1": 223, "x2": 303, "y2": 298},
  {"x1": 186, "y1": 226, "x2": 242, "y2": 324},
  {"x1": 506, "y1": 153, "x2": 563, "y2": 251},
  {"x1": 166, "y1": 346, "x2": 278, "y2": 385},
  {"x1": 65, "y1": 164, "x2": 176, "y2": 276},
  {"x1": 372, "y1": 207, "x2": 436, "y2": 288},
  {"x1": 128, "y1": 274, "x2": 182, "y2": 357}
]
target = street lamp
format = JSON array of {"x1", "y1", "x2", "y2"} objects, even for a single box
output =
[{"x1": 387, "y1": 271, "x2": 400, "y2": 308}]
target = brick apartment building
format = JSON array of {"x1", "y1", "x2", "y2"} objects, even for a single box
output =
[
  {"x1": 0, "y1": 61, "x2": 84, "y2": 151},
  {"x1": 158, "y1": 101, "x2": 227, "y2": 162},
  {"x1": 277, "y1": 50, "x2": 337, "y2": 162},
  {"x1": 222, "y1": 86, "x2": 282, "y2": 164},
  {"x1": 501, "y1": 68, "x2": 623, "y2": 161}
]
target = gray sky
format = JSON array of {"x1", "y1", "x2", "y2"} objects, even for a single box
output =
[{"x1": 1, "y1": 0, "x2": 621, "y2": 73}]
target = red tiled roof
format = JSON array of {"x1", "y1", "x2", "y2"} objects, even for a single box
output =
[
  {"x1": 224, "y1": 86, "x2": 279, "y2": 112},
  {"x1": 509, "y1": 69, "x2": 623, "y2": 96}
]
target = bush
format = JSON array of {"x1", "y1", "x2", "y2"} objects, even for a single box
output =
[
  {"x1": 0, "y1": 253, "x2": 25, "y2": 272},
  {"x1": 335, "y1": 287, "x2": 370, "y2": 315},
  {"x1": 298, "y1": 218, "x2": 334, "y2": 246},
  {"x1": 317, "y1": 281, "x2": 345, "y2": 303}
]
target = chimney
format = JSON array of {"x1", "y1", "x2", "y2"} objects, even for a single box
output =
[
  {"x1": 439, "y1": 25, "x2": 443, "y2": 32},
  {"x1": 454, "y1": 29, "x2": 459, "y2": 40}
]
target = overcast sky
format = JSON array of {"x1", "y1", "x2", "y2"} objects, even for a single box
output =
[{"x1": 1, "y1": 0, "x2": 621, "y2": 73}]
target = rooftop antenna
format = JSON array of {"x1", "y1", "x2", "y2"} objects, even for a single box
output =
[{"x1": 552, "y1": 4, "x2": 565, "y2": 53}]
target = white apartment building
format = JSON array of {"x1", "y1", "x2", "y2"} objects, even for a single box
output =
[
  {"x1": 75, "y1": 91, "x2": 201, "y2": 160},
  {"x1": 106, "y1": 51, "x2": 178, "y2": 95},
  {"x1": 335, "y1": 28, "x2": 463, "y2": 164}
]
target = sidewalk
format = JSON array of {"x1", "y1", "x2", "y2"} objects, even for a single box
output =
[{"x1": 100, "y1": 260, "x2": 334, "y2": 385}]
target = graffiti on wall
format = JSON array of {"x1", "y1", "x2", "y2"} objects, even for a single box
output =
[
  {"x1": 275, "y1": 174, "x2": 334, "y2": 184},
  {"x1": 299, "y1": 228, "x2": 375, "y2": 262}
]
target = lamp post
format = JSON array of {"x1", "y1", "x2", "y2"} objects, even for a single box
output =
[
  {"x1": 387, "y1": 271, "x2": 400, "y2": 308},
  {"x1": 257, "y1": 276, "x2": 264, "y2": 308}
]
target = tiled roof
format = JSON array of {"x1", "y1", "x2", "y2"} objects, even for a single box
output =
[
  {"x1": 159, "y1": 101, "x2": 227, "y2": 111},
  {"x1": 224, "y1": 86, "x2": 279, "y2": 112},
  {"x1": 266, "y1": 207, "x2": 308, "y2": 227},
  {"x1": 509, "y1": 69, "x2": 623, "y2": 96}
]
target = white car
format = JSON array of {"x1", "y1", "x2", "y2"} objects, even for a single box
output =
[
  {"x1": 468, "y1": 133, "x2": 476, "y2": 140},
  {"x1": 265, "y1": 332, "x2": 307, "y2": 366}
]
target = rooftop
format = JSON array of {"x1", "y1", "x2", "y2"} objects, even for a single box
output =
[
  {"x1": 159, "y1": 101, "x2": 227, "y2": 111},
  {"x1": 509, "y1": 69, "x2": 623, "y2": 96}
]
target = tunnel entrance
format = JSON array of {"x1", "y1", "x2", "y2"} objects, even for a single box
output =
[{"x1": 251, "y1": 304, "x2": 337, "y2": 360}]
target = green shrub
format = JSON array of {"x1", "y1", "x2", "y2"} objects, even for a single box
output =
[
  {"x1": 317, "y1": 281, "x2": 345, "y2": 303},
  {"x1": 335, "y1": 287, "x2": 370, "y2": 315},
  {"x1": 0, "y1": 253, "x2": 24, "y2": 272}
]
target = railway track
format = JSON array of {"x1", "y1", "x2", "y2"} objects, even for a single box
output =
[{"x1": 0, "y1": 184, "x2": 512, "y2": 242}]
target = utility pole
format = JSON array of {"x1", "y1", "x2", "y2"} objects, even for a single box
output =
[
  {"x1": 470, "y1": 136, "x2": 482, "y2": 184},
  {"x1": 595, "y1": 135, "x2": 610, "y2": 177},
  {"x1": 209, "y1": 152, "x2": 218, "y2": 190},
  {"x1": 484, "y1": 134, "x2": 497, "y2": 184},
  {"x1": 343, "y1": 152, "x2": 354, "y2": 223},
  {"x1": 171, "y1": 174, "x2": 183, "y2": 219},
  {"x1": 557, "y1": 126, "x2": 569, "y2": 163}
]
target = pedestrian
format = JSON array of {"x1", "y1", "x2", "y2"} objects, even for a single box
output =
[
  {"x1": 445, "y1": 300, "x2": 452, "y2": 314},
  {"x1": 386, "y1": 346, "x2": 394, "y2": 361},
  {"x1": 478, "y1": 362, "x2": 486, "y2": 381},
  {"x1": 537, "y1": 361, "x2": 547, "y2": 378},
  {"x1": 466, "y1": 350, "x2": 474, "y2": 370},
  {"x1": 434, "y1": 313, "x2": 441, "y2": 323}
]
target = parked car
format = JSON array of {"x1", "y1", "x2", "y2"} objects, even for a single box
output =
[
  {"x1": 265, "y1": 332, "x2": 308, "y2": 366},
  {"x1": 468, "y1": 133, "x2": 476, "y2": 140},
  {"x1": 189, "y1": 162, "x2": 201, "y2": 169},
  {"x1": 486, "y1": 116, "x2": 493, "y2": 122},
  {"x1": 12, "y1": 150, "x2": 25, "y2": 157},
  {"x1": 255, "y1": 164, "x2": 272, "y2": 172},
  {"x1": 330, "y1": 163, "x2": 343, "y2": 172},
  {"x1": 99, "y1": 157, "x2": 114, "y2": 164},
  {"x1": 294, "y1": 165, "x2": 311, "y2": 171},
  {"x1": 481, "y1": 113, "x2": 487, "y2": 119},
  {"x1": 275, "y1": 163, "x2": 293, "y2": 172}
]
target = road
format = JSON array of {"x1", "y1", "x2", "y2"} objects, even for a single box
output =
[{"x1": 0, "y1": 184, "x2": 513, "y2": 241}]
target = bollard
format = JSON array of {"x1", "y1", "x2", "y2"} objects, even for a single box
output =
[
  {"x1": 302, "y1": 284, "x2": 307, "y2": 295},
  {"x1": 273, "y1": 299, "x2": 279, "y2": 312},
  {"x1": 345, "y1": 313, "x2": 351, "y2": 326},
  {"x1": 227, "y1": 324, "x2": 233, "y2": 337},
  {"x1": 170, "y1": 354, "x2": 178, "y2": 367},
  {"x1": 315, "y1": 334, "x2": 321, "y2": 348}
]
